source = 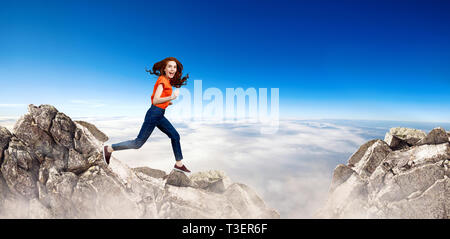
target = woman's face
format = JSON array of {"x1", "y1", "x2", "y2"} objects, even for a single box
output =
[{"x1": 164, "y1": 61, "x2": 177, "y2": 79}]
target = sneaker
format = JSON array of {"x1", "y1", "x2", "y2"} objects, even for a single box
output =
[
  {"x1": 174, "y1": 164, "x2": 191, "y2": 173},
  {"x1": 102, "y1": 145, "x2": 112, "y2": 165}
]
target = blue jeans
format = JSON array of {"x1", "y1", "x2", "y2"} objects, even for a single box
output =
[{"x1": 111, "y1": 104, "x2": 183, "y2": 161}]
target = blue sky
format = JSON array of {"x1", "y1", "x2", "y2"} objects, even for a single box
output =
[{"x1": 1, "y1": 0, "x2": 450, "y2": 121}]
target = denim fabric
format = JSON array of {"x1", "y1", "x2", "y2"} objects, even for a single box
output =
[{"x1": 111, "y1": 104, "x2": 183, "y2": 161}]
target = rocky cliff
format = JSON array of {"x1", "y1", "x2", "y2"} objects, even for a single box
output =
[
  {"x1": 317, "y1": 127, "x2": 450, "y2": 218},
  {"x1": 0, "y1": 104, "x2": 279, "y2": 219}
]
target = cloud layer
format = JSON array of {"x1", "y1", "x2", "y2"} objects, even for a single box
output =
[
  {"x1": 87, "y1": 117, "x2": 386, "y2": 218},
  {"x1": 6, "y1": 114, "x2": 445, "y2": 218}
]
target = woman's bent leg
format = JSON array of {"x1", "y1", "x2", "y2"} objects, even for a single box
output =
[
  {"x1": 112, "y1": 107, "x2": 162, "y2": 151},
  {"x1": 156, "y1": 116, "x2": 183, "y2": 161}
]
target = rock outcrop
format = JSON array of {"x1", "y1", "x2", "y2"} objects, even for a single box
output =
[
  {"x1": 317, "y1": 127, "x2": 450, "y2": 219},
  {"x1": 0, "y1": 104, "x2": 279, "y2": 219}
]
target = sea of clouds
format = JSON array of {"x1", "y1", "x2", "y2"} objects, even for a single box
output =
[
  {"x1": 1, "y1": 115, "x2": 448, "y2": 218},
  {"x1": 72, "y1": 117, "x2": 384, "y2": 218}
]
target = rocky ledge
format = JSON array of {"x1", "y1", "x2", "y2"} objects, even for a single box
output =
[
  {"x1": 317, "y1": 127, "x2": 450, "y2": 218},
  {"x1": 0, "y1": 104, "x2": 279, "y2": 218}
]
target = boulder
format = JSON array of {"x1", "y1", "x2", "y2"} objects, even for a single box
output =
[
  {"x1": 351, "y1": 140, "x2": 391, "y2": 178},
  {"x1": 347, "y1": 139, "x2": 377, "y2": 166},
  {"x1": 74, "y1": 120, "x2": 108, "y2": 142},
  {"x1": 384, "y1": 132, "x2": 409, "y2": 150},
  {"x1": 387, "y1": 127, "x2": 427, "y2": 145},
  {"x1": 133, "y1": 166, "x2": 167, "y2": 179},
  {"x1": 159, "y1": 184, "x2": 241, "y2": 219},
  {"x1": 67, "y1": 148, "x2": 92, "y2": 174},
  {"x1": 165, "y1": 170, "x2": 193, "y2": 187},
  {"x1": 416, "y1": 127, "x2": 449, "y2": 145},
  {"x1": 223, "y1": 183, "x2": 280, "y2": 218},
  {"x1": 0, "y1": 126, "x2": 12, "y2": 163},
  {"x1": 1, "y1": 137, "x2": 40, "y2": 199},
  {"x1": 28, "y1": 104, "x2": 58, "y2": 132},
  {"x1": 189, "y1": 170, "x2": 232, "y2": 193},
  {"x1": 50, "y1": 112, "x2": 76, "y2": 149},
  {"x1": 73, "y1": 122, "x2": 103, "y2": 157},
  {"x1": 329, "y1": 164, "x2": 356, "y2": 193}
]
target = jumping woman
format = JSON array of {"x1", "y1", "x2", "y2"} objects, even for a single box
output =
[{"x1": 102, "y1": 57, "x2": 191, "y2": 173}]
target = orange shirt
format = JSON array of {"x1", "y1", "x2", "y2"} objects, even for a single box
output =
[{"x1": 151, "y1": 75, "x2": 173, "y2": 109}]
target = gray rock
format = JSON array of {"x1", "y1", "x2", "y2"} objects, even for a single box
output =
[
  {"x1": 157, "y1": 178, "x2": 279, "y2": 219},
  {"x1": 44, "y1": 169, "x2": 79, "y2": 217},
  {"x1": 384, "y1": 132, "x2": 409, "y2": 150},
  {"x1": 348, "y1": 139, "x2": 377, "y2": 166},
  {"x1": 224, "y1": 183, "x2": 280, "y2": 218},
  {"x1": 316, "y1": 173, "x2": 368, "y2": 218},
  {"x1": 71, "y1": 165, "x2": 141, "y2": 218},
  {"x1": 1, "y1": 137, "x2": 39, "y2": 199},
  {"x1": 385, "y1": 176, "x2": 448, "y2": 219},
  {"x1": 50, "y1": 112, "x2": 76, "y2": 149},
  {"x1": 329, "y1": 164, "x2": 356, "y2": 193},
  {"x1": 74, "y1": 122, "x2": 102, "y2": 157},
  {"x1": 13, "y1": 113, "x2": 66, "y2": 163},
  {"x1": 189, "y1": 170, "x2": 232, "y2": 193},
  {"x1": 159, "y1": 185, "x2": 240, "y2": 219},
  {"x1": 133, "y1": 166, "x2": 167, "y2": 179},
  {"x1": 28, "y1": 104, "x2": 58, "y2": 132},
  {"x1": 0, "y1": 126, "x2": 12, "y2": 164},
  {"x1": 165, "y1": 170, "x2": 193, "y2": 187},
  {"x1": 0, "y1": 170, "x2": 10, "y2": 205},
  {"x1": 67, "y1": 148, "x2": 91, "y2": 174},
  {"x1": 416, "y1": 127, "x2": 449, "y2": 145},
  {"x1": 371, "y1": 164, "x2": 444, "y2": 203},
  {"x1": 388, "y1": 127, "x2": 427, "y2": 145},
  {"x1": 74, "y1": 120, "x2": 108, "y2": 142},
  {"x1": 205, "y1": 179, "x2": 230, "y2": 194},
  {"x1": 352, "y1": 140, "x2": 392, "y2": 178}
]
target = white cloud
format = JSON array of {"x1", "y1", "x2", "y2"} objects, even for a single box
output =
[
  {"x1": 0, "y1": 117, "x2": 18, "y2": 131},
  {"x1": 92, "y1": 117, "x2": 376, "y2": 218}
]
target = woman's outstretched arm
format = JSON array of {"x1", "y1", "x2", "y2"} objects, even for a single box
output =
[{"x1": 152, "y1": 84, "x2": 179, "y2": 105}]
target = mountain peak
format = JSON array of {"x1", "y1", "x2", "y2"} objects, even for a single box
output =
[
  {"x1": 0, "y1": 104, "x2": 279, "y2": 218},
  {"x1": 317, "y1": 126, "x2": 450, "y2": 218}
]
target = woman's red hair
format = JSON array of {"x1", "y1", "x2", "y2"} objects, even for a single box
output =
[{"x1": 146, "y1": 57, "x2": 188, "y2": 88}]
